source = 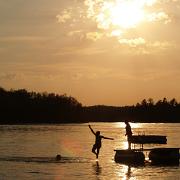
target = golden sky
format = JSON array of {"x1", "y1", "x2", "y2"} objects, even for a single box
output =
[{"x1": 0, "y1": 0, "x2": 180, "y2": 106}]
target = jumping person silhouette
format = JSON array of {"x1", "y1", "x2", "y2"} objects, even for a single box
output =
[{"x1": 88, "y1": 125, "x2": 114, "y2": 159}]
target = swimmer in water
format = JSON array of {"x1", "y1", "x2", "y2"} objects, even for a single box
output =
[{"x1": 56, "y1": 154, "x2": 61, "y2": 161}]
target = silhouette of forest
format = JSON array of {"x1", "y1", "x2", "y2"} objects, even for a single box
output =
[
  {"x1": 0, "y1": 87, "x2": 82, "y2": 124},
  {"x1": 0, "y1": 87, "x2": 180, "y2": 124}
]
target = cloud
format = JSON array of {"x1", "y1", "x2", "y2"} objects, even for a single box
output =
[
  {"x1": 84, "y1": 0, "x2": 99, "y2": 18},
  {"x1": 84, "y1": 0, "x2": 169, "y2": 30},
  {"x1": 67, "y1": 30, "x2": 83, "y2": 36},
  {"x1": 86, "y1": 32, "x2": 104, "y2": 41},
  {"x1": 147, "y1": 12, "x2": 171, "y2": 24},
  {"x1": 83, "y1": 0, "x2": 173, "y2": 43},
  {"x1": 56, "y1": 9, "x2": 72, "y2": 23},
  {"x1": 110, "y1": 30, "x2": 123, "y2": 37},
  {"x1": 67, "y1": 30, "x2": 85, "y2": 40},
  {"x1": 67, "y1": 30, "x2": 104, "y2": 42},
  {"x1": 119, "y1": 37, "x2": 146, "y2": 47},
  {"x1": 55, "y1": 0, "x2": 175, "y2": 53},
  {"x1": 0, "y1": 72, "x2": 20, "y2": 81},
  {"x1": 118, "y1": 37, "x2": 173, "y2": 49},
  {"x1": 147, "y1": 41, "x2": 175, "y2": 50},
  {"x1": 116, "y1": 38, "x2": 175, "y2": 55}
]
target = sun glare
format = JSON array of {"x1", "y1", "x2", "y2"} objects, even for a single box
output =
[
  {"x1": 110, "y1": 1, "x2": 144, "y2": 28},
  {"x1": 94, "y1": 0, "x2": 157, "y2": 31}
]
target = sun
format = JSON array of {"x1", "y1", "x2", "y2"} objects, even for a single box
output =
[
  {"x1": 110, "y1": 1, "x2": 145, "y2": 29},
  {"x1": 85, "y1": 0, "x2": 158, "y2": 40},
  {"x1": 95, "y1": 0, "x2": 146, "y2": 30}
]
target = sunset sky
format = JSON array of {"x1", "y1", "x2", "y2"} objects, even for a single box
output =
[{"x1": 0, "y1": 0, "x2": 180, "y2": 106}]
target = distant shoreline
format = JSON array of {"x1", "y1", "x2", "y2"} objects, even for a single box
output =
[{"x1": 1, "y1": 87, "x2": 180, "y2": 124}]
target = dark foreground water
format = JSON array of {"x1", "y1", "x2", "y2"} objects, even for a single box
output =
[{"x1": 0, "y1": 123, "x2": 180, "y2": 179}]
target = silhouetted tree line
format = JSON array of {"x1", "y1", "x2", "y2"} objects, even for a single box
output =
[
  {"x1": 0, "y1": 87, "x2": 82, "y2": 124},
  {"x1": 0, "y1": 87, "x2": 180, "y2": 124},
  {"x1": 83, "y1": 98, "x2": 180, "y2": 123}
]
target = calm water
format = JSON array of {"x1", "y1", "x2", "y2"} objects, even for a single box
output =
[{"x1": 0, "y1": 123, "x2": 180, "y2": 180}]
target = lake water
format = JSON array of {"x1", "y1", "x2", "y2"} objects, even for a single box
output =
[{"x1": 0, "y1": 123, "x2": 180, "y2": 179}]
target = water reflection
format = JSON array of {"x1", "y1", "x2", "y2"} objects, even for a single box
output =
[
  {"x1": 130, "y1": 123, "x2": 142, "y2": 129},
  {"x1": 114, "y1": 122, "x2": 125, "y2": 128},
  {"x1": 92, "y1": 161, "x2": 102, "y2": 177},
  {"x1": 124, "y1": 165, "x2": 132, "y2": 180},
  {"x1": 114, "y1": 122, "x2": 142, "y2": 129},
  {"x1": 122, "y1": 141, "x2": 128, "y2": 150},
  {"x1": 115, "y1": 164, "x2": 134, "y2": 180},
  {"x1": 1, "y1": 123, "x2": 180, "y2": 179},
  {"x1": 120, "y1": 165, "x2": 132, "y2": 180}
]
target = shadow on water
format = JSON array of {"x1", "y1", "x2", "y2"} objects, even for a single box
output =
[
  {"x1": 92, "y1": 161, "x2": 102, "y2": 176},
  {"x1": 91, "y1": 161, "x2": 102, "y2": 180},
  {"x1": 125, "y1": 165, "x2": 132, "y2": 179}
]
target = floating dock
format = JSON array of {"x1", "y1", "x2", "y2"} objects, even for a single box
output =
[
  {"x1": 114, "y1": 149, "x2": 145, "y2": 164},
  {"x1": 149, "y1": 148, "x2": 180, "y2": 165},
  {"x1": 131, "y1": 135, "x2": 167, "y2": 144},
  {"x1": 114, "y1": 135, "x2": 179, "y2": 165}
]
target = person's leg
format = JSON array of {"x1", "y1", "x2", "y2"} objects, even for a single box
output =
[
  {"x1": 128, "y1": 136, "x2": 131, "y2": 149},
  {"x1": 96, "y1": 148, "x2": 100, "y2": 159},
  {"x1": 128, "y1": 141, "x2": 131, "y2": 149},
  {"x1": 92, "y1": 144, "x2": 97, "y2": 155}
]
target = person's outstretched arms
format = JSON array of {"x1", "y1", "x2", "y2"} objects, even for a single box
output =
[
  {"x1": 103, "y1": 136, "x2": 114, "y2": 140},
  {"x1": 88, "y1": 125, "x2": 96, "y2": 135}
]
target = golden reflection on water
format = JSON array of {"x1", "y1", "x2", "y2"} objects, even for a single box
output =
[
  {"x1": 114, "y1": 122, "x2": 125, "y2": 128},
  {"x1": 1, "y1": 124, "x2": 180, "y2": 179},
  {"x1": 123, "y1": 165, "x2": 131, "y2": 180},
  {"x1": 131, "y1": 123, "x2": 142, "y2": 129},
  {"x1": 92, "y1": 161, "x2": 102, "y2": 176},
  {"x1": 117, "y1": 164, "x2": 136, "y2": 180},
  {"x1": 114, "y1": 122, "x2": 142, "y2": 129},
  {"x1": 122, "y1": 141, "x2": 129, "y2": 150}
]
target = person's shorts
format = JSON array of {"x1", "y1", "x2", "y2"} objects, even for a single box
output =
[
  {"x1": 127, "y1": 135, "x2": 132, "y2": 142},
  {"x1": 92, "y1": 144, "x2": 101, "y2": 150}
]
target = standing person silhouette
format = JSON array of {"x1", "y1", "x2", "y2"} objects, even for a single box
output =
[
  {"x1": 88, "y1": 125, "x2": 114, "y2": 159},
  {"x1": 125, "y1": 120, "x2": 133, "y2": 150}
]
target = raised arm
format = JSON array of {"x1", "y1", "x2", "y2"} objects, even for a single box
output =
[
  {"x1": 88, "y1": 125, "x2": 96, "y2": 135},
  {"x1": 102, "y1": 136, "x2": 114, "y2": 140}
]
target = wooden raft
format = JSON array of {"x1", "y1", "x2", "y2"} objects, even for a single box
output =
[{"x1": 130, "y1": 135, "x2": 167, "y2": 144}]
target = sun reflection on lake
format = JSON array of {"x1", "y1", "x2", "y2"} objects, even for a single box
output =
[
  {"x1": 123, "y1": 165, "x2": 132, "y2": 180},
  {"x1": 122, "y1": 141, "x2": 128, "y2": 150},
  {"x1": 131, "y1": 123, "x2": 142, "y2": 129},
  {"x1": 114, "y1": 122, "x2": 142, "y2": 129},
  {"x1": 116, "y1": 164, "x2": 136, "y2": 180},
  {"x1": 92, "y1": 161, "x2": 102, "y2": 176},
  {"x1": 1, "y1": 124, "x2": 180, "y2": 179}
]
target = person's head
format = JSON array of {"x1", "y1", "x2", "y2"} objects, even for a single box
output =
[
  {"x1": 56, "y1": 154, "x2": 61, "y2": 161},
  {"x1": 125, "y1": 120, "x2": 129, "y2": 125},
  {"x1": 96, "y1": 131, "x2": 100, "y2": 136}
]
